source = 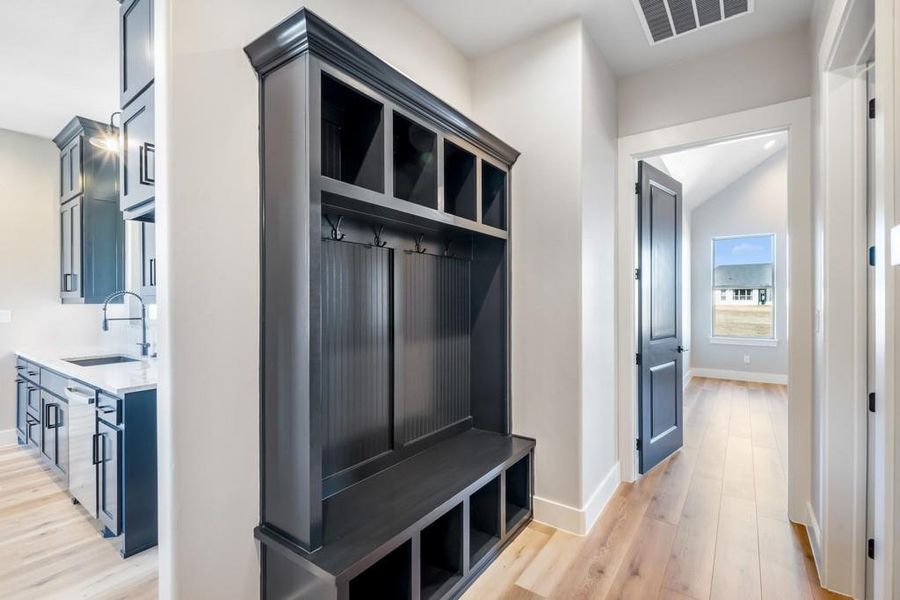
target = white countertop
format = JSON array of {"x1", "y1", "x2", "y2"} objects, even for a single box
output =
[{"x1": 16, "y1": 348, "x2": 158, "y2": 396}]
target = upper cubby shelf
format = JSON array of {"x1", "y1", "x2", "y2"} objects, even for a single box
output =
[
  {"x1": 321, "y1": 73, "x2": 385, "y2": 193},
  {"x1": 481, "y1": 161, "x2": 507, "y2": 231},
  {"x1": 393, "y1": 112, "x2": 437, "y2": 209},
  {"x1": 444, "y1": 141, "x2": 477, "y2": 222}
]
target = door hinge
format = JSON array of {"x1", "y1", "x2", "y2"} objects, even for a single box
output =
[
  {"x1": 868, "y1": 538, "x2": 875, "y2": 559},
  {"x1": 869, "y1": 246, "x2": 876, "y2": 267},
  {"x1": 869, "y1": 98, "x2": 876, "y2": 119},
  {"x1": 634, "y1": 268, "x2": 641, "y2": 280},
  {"x1": 635, "y1": 182, "x2": 641, "y2": 195},
  {"x1": 869, "y1": 392, "x2": 876, "y2": 413},
  {"x1": 636, "y1": 438, "x2": 642, "y2": 451},
  {"x1": 635, "y1": 353, "x2": 641, "y2": 365}
]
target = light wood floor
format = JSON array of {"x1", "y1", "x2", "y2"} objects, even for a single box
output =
[
  {"x1": 463, "y1": 378, "x2": 848, "y2": 600},
  {"x1": 0, "y1": 378, "x2": 845, "y2": 599},
  {"x1": 0, "y1": 443, "x2": 157, "y2": 599}
]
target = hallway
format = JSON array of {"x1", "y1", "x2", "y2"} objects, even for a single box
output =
[{"x1": 463, "y1": 378, "x2": 844, "y2": 600}]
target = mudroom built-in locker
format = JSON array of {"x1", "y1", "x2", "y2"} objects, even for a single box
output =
[{"x1": 245, "y1": 9, "x2": 534, "y2": 600}]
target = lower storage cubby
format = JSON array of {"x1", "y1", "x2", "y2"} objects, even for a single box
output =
[
  {"x1": 505, "y1": 454, "x2": 530, "y2": 532},
  {"x1": 349, "y1": 540, "x2": 412, "y2": 600},
  {"x1": 469, "y1": 476, "x2": 501, "y2": 567},
  {"x1": 420, "y1": 504, "x2": 463, "y2": 600}
]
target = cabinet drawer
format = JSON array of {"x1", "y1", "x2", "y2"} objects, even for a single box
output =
[
  {"x1": 41, "y1": 369, "x2": 69, "y2": 400},
  {"x1": 16, "y1": 358, "x2": 40, "y2": 385},
  {"x1": 96, "y1": 392, "x2": 122, "y2": 426}
]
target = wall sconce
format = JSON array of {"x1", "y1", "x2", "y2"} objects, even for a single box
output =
[{"x1": 88, "y1": 111, "x2": 122, "y2": 152}]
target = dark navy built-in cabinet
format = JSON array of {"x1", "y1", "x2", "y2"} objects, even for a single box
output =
[
  {"x1": 53, "y1": 117, "x2": 125, "y2": 304},
  {"x1": 245, "y1": 10, "x2": 532, "y2": 600}
]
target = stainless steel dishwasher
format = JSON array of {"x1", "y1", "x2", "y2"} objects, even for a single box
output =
[{"x1": 65, "y1": 381, "x2": 97, "y2": 517}]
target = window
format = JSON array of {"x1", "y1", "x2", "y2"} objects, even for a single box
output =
[{"x1": 712, "y1": 234, "x2": 775, "y2": 340}]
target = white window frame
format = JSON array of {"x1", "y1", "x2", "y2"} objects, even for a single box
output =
[{"x1": 710, "y1": 233, "x2": 777, "y2": 346}]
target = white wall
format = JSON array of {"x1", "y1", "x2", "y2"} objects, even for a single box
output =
[
  {"x1": 472, "y1": 18, "x2": 584, "y2": 517},
  {"x1": 0, "y1": 128, "x2": 130, "y2": 440},
  {"x1": 619, "y1": 25, "x2": 812, "y2": 136},
  {"x1": 690, "y1": 149, "x2": 789, "y2": 377},
  {"x1": 579, "y1": 27, "x2": 620, "y2": 523},
  {"x1": 472, "y1": 19, "x2": 620, "y2": 532},
  {"x1": 158, "y1": 1, "x2": 474, "y2": 597}
]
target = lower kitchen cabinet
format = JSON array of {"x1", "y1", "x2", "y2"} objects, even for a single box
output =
[
  {"x1": 12, "y1": 355, "x2": 157, "y2": 558},
  {"x1": 97, "y1": 419, "x2": 121, "y2": 536},
  {"x1": 41, "y1": 392, "x2": 69, "y2": 483},
  {"x1": 15, "y1": 377, "x2": 27, "y2": 441}
]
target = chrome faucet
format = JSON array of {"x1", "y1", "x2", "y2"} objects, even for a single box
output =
[{"x1": 102, "y1": 291, "x2": 151, "y2": 357}]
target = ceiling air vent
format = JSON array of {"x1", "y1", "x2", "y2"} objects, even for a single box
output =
[{"x1": 633, "y1": 0, "x2": 754, "y2": 45}]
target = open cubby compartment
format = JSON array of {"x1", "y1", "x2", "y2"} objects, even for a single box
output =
[
  {"x1": 481, "y1": 161, "x2": 507, "y2": 230},
  {"x1": 321, "y1": 72, "x2": 385, "y2": 192},
  {"x1": 393, "y1": 112, "x2": 437, "y2": 208},
  {"x1": 469, "y1": 475, "x2": 501, "y2": 567},
  {"x1": 420, "y1": 503, "x2": 464, "y2": 600},
  {"x1": 443, "y1": 141, "x2": 477, "y2": 221},
  {"x1": 505, "y1": 454, "x2": 531, "y2": 532},
  {"x1": 348, "y1": 539, "x2": 412, "y2": 600}
]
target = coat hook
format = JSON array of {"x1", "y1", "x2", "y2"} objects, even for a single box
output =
[
  {"x1": 325, "y1": 215, "x2": 345, "y2": 241},
  {"x1": 414, "y1": 234, "x2": 427, "y2": 254},
  {"x1": 443, "y1": 240, "x2": 455, "y2": 258},
  {"x1": 372, "y1": 225, "x2": 387, "y2": 248}
]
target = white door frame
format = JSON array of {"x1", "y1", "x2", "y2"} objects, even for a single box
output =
[{"x1": 616, "y1": 98, "x2": 813, "y2": 526}]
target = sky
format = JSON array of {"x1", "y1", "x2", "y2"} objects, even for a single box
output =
[{"x1": 713, "y1": 235, "x2": 773, "y2": 267}]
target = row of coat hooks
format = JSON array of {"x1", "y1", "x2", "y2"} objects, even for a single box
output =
[{"x1": 324, "y1": 214, "x2": 457, "y2": 258}]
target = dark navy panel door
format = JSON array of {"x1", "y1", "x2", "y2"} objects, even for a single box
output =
[{"x1": 637, "y1": 161, "x2": 684, "y2": 474}]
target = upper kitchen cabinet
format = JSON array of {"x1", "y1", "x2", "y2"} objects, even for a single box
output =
[
  {"x1": 120, "y1": 0, "x2": 154, "y2": 109},
  {"x1": 53, "y1": 117, "x2": 125, "y2": 304},
  {"x1": 120, "y1": 85, "x2": 155, "y2": 220},
  {"x1": 139, "y1": 222, "x2": 156, "y2": 302}
]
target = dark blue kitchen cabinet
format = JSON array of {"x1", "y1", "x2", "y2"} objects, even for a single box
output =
[
  {"x1": 120, "y1": 0, "x2": 154, "y2": 109},
  {"x1": 59, "y1": 136, "x2": 83, "y2": 203},
  {"x1": 53, "y1": 117, "x2": 126, "y2": 304},
  {"x1": 120, "y1": 84, "x2": 155, "y2": 220},
  {"x1": 140, "y1": 222, "x2": 156, "y2": 302},
  {"x1": 15, "y1": 377, "x2": 27, "y2": 442},
  {"x1": 41, "y1": 392, "x2": 69, "y2": 484},
  {"x1": 97, "y1": 418, "x2": 121, "y2": 536}
]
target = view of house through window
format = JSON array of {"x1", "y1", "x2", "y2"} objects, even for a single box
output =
[{"x1": 712, "y1": 234, "x2": 775, "y2": 339}]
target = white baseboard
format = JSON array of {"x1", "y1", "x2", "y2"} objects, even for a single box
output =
[
  {"x1": 690, "y1": 367, "x2": 788, "y2": 385},
  {"x1": 684, "y1": 369, "x2": 694, "y2": 388},
  {"x1": 533, "y1": 462, "x2": 620, "y2": 535},
  {"x1": 0, "y1": 428, "x2": 18, "y2": 447}
]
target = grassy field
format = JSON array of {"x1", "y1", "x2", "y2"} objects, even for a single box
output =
[{"x1": 713, "y1": 304, "x2": 774, "y2": 338}]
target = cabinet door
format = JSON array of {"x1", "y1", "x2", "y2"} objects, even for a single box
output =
[
  {"x1": 120, "y1": 0, "x2": 154, "y2": 108},
  {"x1": 15, "y1": 378, "x2": 27, "y2": 440},
  {"x1": 26, "y1": 414, "x2": 40, "y2": 450},
  {"x1": 41, "y1": 395, "x2": 57, "y2": 465},
  {"x1": 56, "y1": 401, "x2": 69, "y2": 481},
  {"x1": 140, "y1": 222, "x2": 156, "y2": 300},
  {"x1": 120, "y1": 85, "x2": 155, "y2": 215},
  {"x1": 25, "y1": 382, "x2": 40, "y2": 415},
  {"x1": 97, "y1": 419, "x2": 121, "y2": 535},
  {"x1": 60, "y1": 199, "x2": 83, "y2": 300},
  {"x1": 60, "y1": 137, "x2": 83, "y2": 203}
]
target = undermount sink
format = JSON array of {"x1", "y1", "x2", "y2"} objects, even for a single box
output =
[{"x1": 64, "y1": 355, "x2": 140, "y2": 367}]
